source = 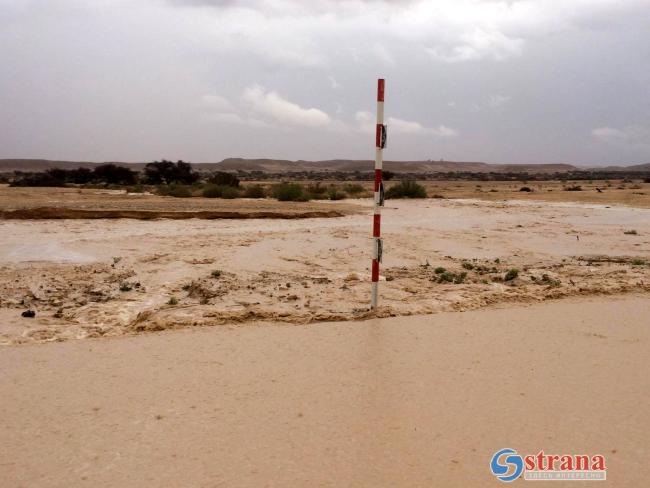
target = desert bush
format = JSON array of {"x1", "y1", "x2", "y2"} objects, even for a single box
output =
[
  {"x1": 208, "y1": 171, "x2": 240, "y2": 187},
  {"x1": 434, "y1": 267, "x2": 446, "y2": 274},
  {"x1": 160, "y1": 184, "x2": 192, "y2": 198},
  {"x1": 272, "y1": 183, "x2": 309, "y2": 201},
  {"x1": 306, "y1": 183, "x2": 327, "y2": 196},
  {"x1": 343, "y1": 183, "x2": 364, "y2": 195},
  {"x1": 565, "y1": 185, "x2": 583, "y2": 191},
  {"x1": 327, "y1": 187, "x2": 345, "y2": 200},
  {"x1": 144, "y1": 160, "x2": 198, "y2": 185},
  {"x1": 644, "y1": 177, "x2": 650, "y2": 183},
  {"x1": 93, "y1": 164, "x2": 137, "y2": 185},
  {"x1": 385, "y1": 180, "x2": 427, "y2": 199},
  {"x1": 10, "y1": 172, "x2": 66, "y2": 187},
  {"x1": 504, "y1": 269, "x2": 519, "y2": 281},
  {"x1": 167, "y1": 296, "x2": 178, "y2": 305},
  {"x1": 243, "y1": 184, "x2": 266, "y2": 198},
  {"x1": 211, "y1": 270, "x2": 222, "y2": 278},
  {"x1": 202, "y1": 184, "x2": 240, "y2": 199},
  {"x1": 623, "y1": 229, "x2": 638, "y2": 235},
  {"x1": 519, "y1": 186, "x2": 533, "y2": 192},
  {"x1": 462, "y1": 262, "x2": 474, "y2": 270},
  {"x1": 382, "y1": 170, "x2": 395, "y2": 181}
]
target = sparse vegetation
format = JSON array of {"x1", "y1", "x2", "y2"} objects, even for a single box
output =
[
  {"x1": 631, "y1": 259, "x2": 646, "y2": 266},
  {"x1": 565, "y1": 185, "x2": 583, "y2": 191},
  {"x1": 202, "y1": 184, "x2": 240, "y2": 199},
  {"x1": 119, "y1": 282, "x2": 133, "y2": 292},
  {"x1": 272, "y1": 182, "x2": 310, "y2": 201},
  {"x1": 167, "y1": 296, "x2": 178, "y2": 305},
  {"x1": 326, "y1": 187, "x2": 345, "y2": 200},
  {"x1": 624, "y1": 229, "x2": 638, "y2": 235},
  {"x1": 462, "y1": 262, "x2": 474, "y2": 270},
  {"x1": 385, "y1": 180, "x2": 427, "y2": 199},
  {"x1": 243, "y1": 184, "x2": 266, "y2": 198},
  {"x1": 504, "y1": 269, "x2": 519, "y2": 281},
  {"x1": 159, "y1": 184, "x2": 192, "y2": 198},
  {"x1": 434, "y1": 267, "x2": 446, "y2": 274},
  {"x1": 211, "y1": 270, "x2": 222, "y2": 278}
]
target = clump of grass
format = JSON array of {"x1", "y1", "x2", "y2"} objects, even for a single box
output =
[
  {"x1": 211, "y1": 269, "x2": 222, "y2": 278},
  {"x1": 385, "y1": 180, "x2": 427, "y2": 199},
  {"x1": 167, "y1": 296, "x2": 178, "y2": 305},
  {"x1": 272, "y1": 182, "x2": 310, "y2": 201},
  {"x1": 202, "y1": 184, "x2": 241, "y2": 199},
  {"x1": 327, "y1": 187, "x2": 345, "y2": 200},
  {"x1": 434, "y1": 267, "x2": 446, "y2": 274},
  {"x1": 159, "y1": 184, "x2": 192, "y2": 198},
  {"x1": 343, "y1": 183, "x2": 364, "y2": 195},
  {"x1": 119, "y1": 282, "x2": 133, "y2": 292},
  {"x1": 624, "y1": 229, "x2": 638, "y2": 235},
  {"x1": 462, "y1": 262, "x2": 474, "y2": 270},
  {"x1": 306, "y1": 183, "x2": 327, "y2": 196},
  {"x1": 437, "y1": 271, "x2": 467, "y2": 284},
  {"x1": 504, "y1": 269, "x2": 519, "y2": 281},
  {"x1": 243, "y1": 184, "x2": 266, "y2": 198}
]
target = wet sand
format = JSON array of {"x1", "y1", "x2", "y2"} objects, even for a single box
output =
[
  {"x1": 1, "y1": 295, "x2": 649, "y2": 487},
  {"x1": 1, "y1": 198, "x2": 649, "y2": 344}
]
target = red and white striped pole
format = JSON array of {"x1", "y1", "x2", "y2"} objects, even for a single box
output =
[{"x1": 371, "y1": 78, "x2": 386, "y2": 310}]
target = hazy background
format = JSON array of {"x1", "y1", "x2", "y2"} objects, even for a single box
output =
[{"x1": 1, "y1": 0, "x2": 649, "y2": 164}]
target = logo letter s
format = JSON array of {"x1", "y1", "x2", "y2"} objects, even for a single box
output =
[{"x1": 490, "y1": 448, "x2": 524, "y2": 482}]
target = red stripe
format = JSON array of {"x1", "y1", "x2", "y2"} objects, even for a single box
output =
[
  {"x1": 374, "y1": 169, "x2": 382, "y2": 191},
  {"x1": 371, "y1": 259, "x2": 379, "y2": 282},
  {"x1": 373, "y1": 214, "x2": 381, "y2": 237},
  {"x1": 376, "y1": 124, "x2": 382, "y2": 147},
  {"x1": 377, "y1": 79, "x2": 385, "y2": 102}
]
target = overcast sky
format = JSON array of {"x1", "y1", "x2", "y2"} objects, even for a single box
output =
[{"x1": 1, "y1": 0, "x2": 649, "y2": 164}]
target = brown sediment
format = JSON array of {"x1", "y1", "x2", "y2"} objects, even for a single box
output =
[
  {"x1": 0, "y1": 207, "x2": 348, "y2": 220},
  {"x1": 1, "y1": 196, "x2": 649, "y2": 345}
]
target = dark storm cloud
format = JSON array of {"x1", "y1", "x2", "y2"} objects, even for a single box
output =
[{"x1": 0, "y1": 0, "x2": 649, "y2": 164}]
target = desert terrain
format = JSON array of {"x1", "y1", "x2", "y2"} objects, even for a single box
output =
[
  {"x1": 1, "y1": 184, "x2": 648, "y2": 344},
  {"x1": 1, "y1": 185, "x2": 649, "y2": 486}
]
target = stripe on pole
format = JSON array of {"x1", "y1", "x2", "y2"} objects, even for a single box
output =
[{"x1": 371, "y1": 78, "x2": 385, "y2": 310}]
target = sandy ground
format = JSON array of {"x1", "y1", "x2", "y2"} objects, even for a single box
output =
[
  {"x1": 1, "y1": 295, "x2": 649, "y2": 487},
  {"x1": 0, "y1": 186, "x2": 360, "y2": 219},
  {"x1": 1, "y1": 196, "x2": 649, "y2": 344}
]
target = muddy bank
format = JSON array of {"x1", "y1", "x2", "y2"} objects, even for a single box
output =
[{"x1": 0, "y1": 207, "x2": 348, "y2": 220}]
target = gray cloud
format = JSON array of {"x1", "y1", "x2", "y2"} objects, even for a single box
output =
[{"x1": 0, "y1": 0, "x2": 649, "y2": 164}]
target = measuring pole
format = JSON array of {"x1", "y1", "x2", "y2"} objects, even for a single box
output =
[{"x1": 371, "y1": 78, "x2": 386, "y2": 310}]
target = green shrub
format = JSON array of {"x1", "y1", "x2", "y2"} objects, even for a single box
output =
[
  {"x1": 272, "y1": 183, "x2": 309, "y2": 201},
  {"x1": 207, "y1": 171, "x2": 240, "y2": 187},
  {"x1": 434, "y1": 267, "x2": 446, "y2": 274},
  {"x1": 343, "y1": 183, "x2": 364, "y2": 195},
  {"x1": 211, "y1": 269, "x2": 222, "y2": 278},
  {"x1": 202, "y1": 184, "x2": 241, "y2": 199},
  {"x1": 505, "y1": 269, "x2": 519, "y2": 281},
  {"x1": 167, "y1": 296, "x2": 178, "y2": 305},
  {"x1": 243, "y1": 184, "x2": 266, "y2": 198},
  {"x1": 306, "y1": 183, "x2": 327, "y2": 196},
  {"x1": 462, "y1": 262, "x2": 474, "y2": 270},
  {"x1": 385, "y1": 180, "x2": 427, "y2": 199},
  {"x1": 159, "y1": 184, "x2": 192, "y2": 198},
  {"x1": 327, "y1": 187, "x2": 345, "y2": 200}
]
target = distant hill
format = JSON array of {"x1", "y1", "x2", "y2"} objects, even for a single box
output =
[{"x1": 1, "y1": 158, "x2": 648, "y2": 174}]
